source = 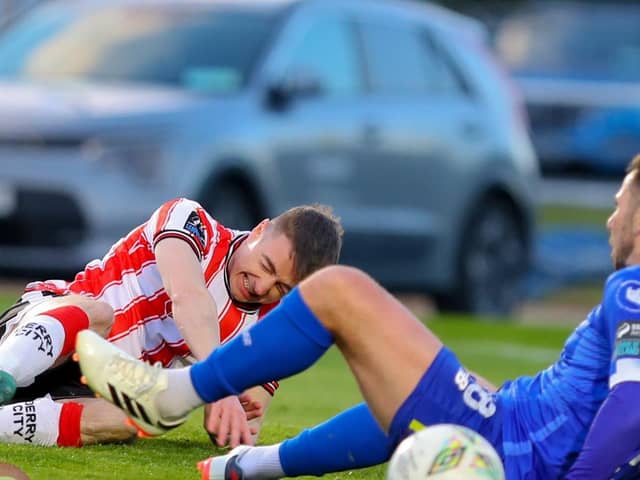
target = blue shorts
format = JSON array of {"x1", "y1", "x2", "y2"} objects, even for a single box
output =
[{"x1": 388, "y1": 346, "x2": 504, "y2": 457}]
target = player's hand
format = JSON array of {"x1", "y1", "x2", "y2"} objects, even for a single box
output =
[
  {"x1": 238, "y1": 391, "x2": 264, "y2": 421},
  {"x1": 204, "y1": 396, "x2": 257, "y2": 448}
]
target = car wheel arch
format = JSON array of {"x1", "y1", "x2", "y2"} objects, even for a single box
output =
[
  {"x1": 435, "y1": 186, "x2": 532, "y2": 316},
  {"x1": 196, "y1": 166, "x2": 267, "y2": 230}
]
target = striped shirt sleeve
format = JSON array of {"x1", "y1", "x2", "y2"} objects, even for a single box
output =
[{"x1": 144, "y1": 198, "x2": 217, "y2": 261}]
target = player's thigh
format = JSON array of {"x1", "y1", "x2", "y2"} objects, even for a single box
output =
[
  {"x1": 24, "y1": 294, "x2": 113, "y2": 336},
  {"x1": 302, "y1": 266, "x2": 443, "y2": 430},
  {"x1": 388, "y1": 347, "x2": 502, "y2": 451}
]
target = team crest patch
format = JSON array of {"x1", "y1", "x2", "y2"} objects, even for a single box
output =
[
  {"x1": 184, "y1": 211, "x2": 206, "y2": 249},
  {"x1": 616, "y1": 280, "x2": 640, "y2": 313}
]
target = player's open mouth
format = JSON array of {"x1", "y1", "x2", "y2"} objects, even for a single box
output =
[{"x1": 242, "y1": 275, "x2": 253, "y2": 301}]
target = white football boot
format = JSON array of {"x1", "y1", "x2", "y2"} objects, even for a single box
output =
[
  {"x1": 197, "y1": 445, "x2": 253, "y2": 480},
  {"x1": 74, "y1": 329, "x2": 187, "y2": 436}
]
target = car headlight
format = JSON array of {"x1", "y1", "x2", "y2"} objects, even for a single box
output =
[{"x1": 81, "y1": 137, "x2": 164, "y2": 182}]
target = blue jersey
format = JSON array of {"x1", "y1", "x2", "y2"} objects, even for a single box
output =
[{"x1": 497, "y1": 265, "x2": 640, "y2": 478}]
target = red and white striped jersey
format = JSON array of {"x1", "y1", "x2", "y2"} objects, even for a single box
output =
[{"x1": 24, "y1": 198, "x2": 279, "y2": 394}]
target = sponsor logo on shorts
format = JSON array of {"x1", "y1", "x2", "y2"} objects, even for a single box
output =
[
  {"x1": 12, "y1": 402, "x2": 36, "y2": 443},
  {"x1": 616, "y1": 280, "x2": 640, "y2": 313}
]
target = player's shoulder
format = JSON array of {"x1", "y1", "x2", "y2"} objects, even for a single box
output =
[{"x1": 603, "y1": 266, "x2": 640, "y2": 314}]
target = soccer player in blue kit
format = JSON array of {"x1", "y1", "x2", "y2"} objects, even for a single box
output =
[{"x1": 76, "y1": 154, "x2": 640, "y2": 479}]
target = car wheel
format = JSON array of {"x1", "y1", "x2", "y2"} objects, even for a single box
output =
[
  {"x1": 435, "y1": 198, "x2": 528, "y2": 316},
  {"x1": 201, "y1": 182, "x2": 259, "y2": 231}
]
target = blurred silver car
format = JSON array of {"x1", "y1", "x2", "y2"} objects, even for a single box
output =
[{"x1": 0, "y1": 0, "x2": 538, "y2": 314}]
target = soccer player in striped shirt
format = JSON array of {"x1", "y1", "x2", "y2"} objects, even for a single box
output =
[{"x1": 0, "y1": 197, "x2": 342, "y2": 449}]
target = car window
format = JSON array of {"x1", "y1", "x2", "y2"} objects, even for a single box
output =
[
  {"x1": 358, "y1": 21, "x2": 430, "y2": 93},
  {"x1": 359, "y1": 20, "x2": 465, "y2": 95},
  {"x1": 420, "y1": 30, "x2": 468, "y2": 96},
  {"x1": 0, "y1": 3, "x2": 286, "y2": 91},
  {"x1": 283, "y1": 15, "x2": 362, "y2": 96}
]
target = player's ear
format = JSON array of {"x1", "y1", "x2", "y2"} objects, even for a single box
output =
[{"x1": 249, "y1": 219, "x2": 270, "y2": 240}]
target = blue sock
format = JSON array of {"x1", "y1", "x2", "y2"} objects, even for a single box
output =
[
  {"x1": 280, "y1": 403, "x2": 394, "y2": 476},
  {"x1": 190, "y1": 288, "x2": 334, "y2": 402}
]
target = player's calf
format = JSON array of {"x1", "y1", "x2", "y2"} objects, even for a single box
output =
[{"x1": 0, "y1": 396, "x2": 83, "y2": 447}]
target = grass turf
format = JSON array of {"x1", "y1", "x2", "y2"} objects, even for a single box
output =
[{"x1": 0, "y1": 288, "x2": 572, "y2": 479}]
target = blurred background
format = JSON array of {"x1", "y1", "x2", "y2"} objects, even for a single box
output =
[{"x1": 0, "y1": 0, "x2": 635, "y2": 323}]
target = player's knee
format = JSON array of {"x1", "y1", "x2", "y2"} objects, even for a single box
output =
[
  {"x1": 306, "y1": 265, "x2": 377, "y2": 303},
  {"x1": 90, "y1": 301, "x2": 113, "y2": 337},
  {"x1": 79, "y1": 300, "x2": 113, "y2": 337}
]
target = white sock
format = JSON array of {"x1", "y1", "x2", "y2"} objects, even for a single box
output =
[
  {"x1": 238, "y1": 444, "x2": 285, "y2": 479},
  {"x1": 158, "y1": 367, "x2": 203, "y2": 420},
  {"x1": 0, "y1": 395, "x2": 62, "y2": 446},
  {"x1": 0, "y1": 315, "x2": 65, "y2": 387}
]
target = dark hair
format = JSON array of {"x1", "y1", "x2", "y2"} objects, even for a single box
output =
[
  {"x1": 271, "y1": 204, "x2": 343, "y2": 282},
  {"x1": 628, "y1": 154, "x2": 640, "y2": 177}
]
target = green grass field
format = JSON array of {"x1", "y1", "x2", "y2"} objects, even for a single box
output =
[{"x1": 0, "y1": 292, "x2": 573, "y2": 480}]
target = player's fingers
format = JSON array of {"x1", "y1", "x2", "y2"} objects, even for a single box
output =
[
  {"x1": 216, "y1": 407, "x2": 232, "y2": 447},
  {"x1": 245, "y1": 407, "x2": 263, "y2": 421},
  {"x1": 229, "y1": 414, "x2": 244, "y2": 448},
  {"x1": 205, "y1": 406, "x2": 222, "y2": 434},
  {"x1": 238, "y1": 392, "x2": 252, "y2": 404},
  {"x1": 232, "y1": 414, "x2": 254, "y2": 448}
]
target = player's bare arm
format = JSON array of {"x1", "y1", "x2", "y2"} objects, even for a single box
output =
[
  {"x1": 154, "y1": 237, "x2": 220, "y2": 359},
  {"x1": 155, "y1": 236, "x2": 256, "y2": 445}
]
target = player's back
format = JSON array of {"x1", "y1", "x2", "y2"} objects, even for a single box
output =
[{"x1": 497, "y1": 298, "x2": 612, "y2": 478}]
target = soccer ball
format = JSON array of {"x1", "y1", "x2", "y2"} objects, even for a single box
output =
[{"x1": 386, "y1": 424, "x2": 505, "y2": 480}]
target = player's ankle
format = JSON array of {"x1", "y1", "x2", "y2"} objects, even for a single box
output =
[
  {"x1": 157, "y1": 367, "x2": 202, "y2": 420},
  {"x1": 238, "y1": 444, "x2": 285, "y2": 479}
]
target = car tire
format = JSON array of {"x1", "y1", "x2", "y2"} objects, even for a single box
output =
[
  {"x1": 435, "y1": 198, "x2": 528, "y2": 316},
  {"x1": 201, "y1": 182, "x2": 259, "y2": 231}
]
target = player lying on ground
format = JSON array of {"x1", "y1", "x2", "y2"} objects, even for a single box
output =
[
  {"x1": 0, "y1": 197, "x2": 342, "y2": 448},
  {"x1": 77, "y1": 154, "x2": 640, "y2": 479}
]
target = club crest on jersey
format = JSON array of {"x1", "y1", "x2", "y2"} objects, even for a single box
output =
[
  {"x1": 184, "y1": 211, "x2": 206, "y2": 249},
  {"x1": 616, "y1": 280, "x2": 640, "y2": 313}
]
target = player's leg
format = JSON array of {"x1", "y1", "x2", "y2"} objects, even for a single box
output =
[
  {"x1": 299, "y1": 266, "x2": 443, "y2": 429},
  {"x1": 186, "y1": 266, "x2": 442, "y2": 429},
  {"x1": 0, "y1": 294, "x2": 113, "y2": 403},
  {"x1": 199, "y1": 403, "x2": 394, "y2": 479},
  {"x1": 0, "y1": 352, "x2": 134, "y2": 447},
  {"x1": 76, "y1": 266, "x2": 443, "y2": 436},
  {"x1": 0, "y1": 396, "x2": 136, "y2": 447},
  {"x1": 76, "y1": 398, "x2": 138, "y2": 445}
]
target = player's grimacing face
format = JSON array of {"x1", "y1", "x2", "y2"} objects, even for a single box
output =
[
  {"x1": 228, "y1": 221, "x2": 296, "y2": 304},
  {"x1": 608, "y1": 173, "x2": 640, "y2": 270}
]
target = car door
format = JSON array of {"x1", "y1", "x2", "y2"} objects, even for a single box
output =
[
  {"x1": 258, "y1": 6, "x2": 367, "y2": 219},
  {"x1": 353, "y1": 14, "x2": 489, "y2": 276}
]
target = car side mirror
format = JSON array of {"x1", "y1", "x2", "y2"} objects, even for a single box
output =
[{"x1": 265, "y1": 70, "x2": 323, "y2": 110}]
